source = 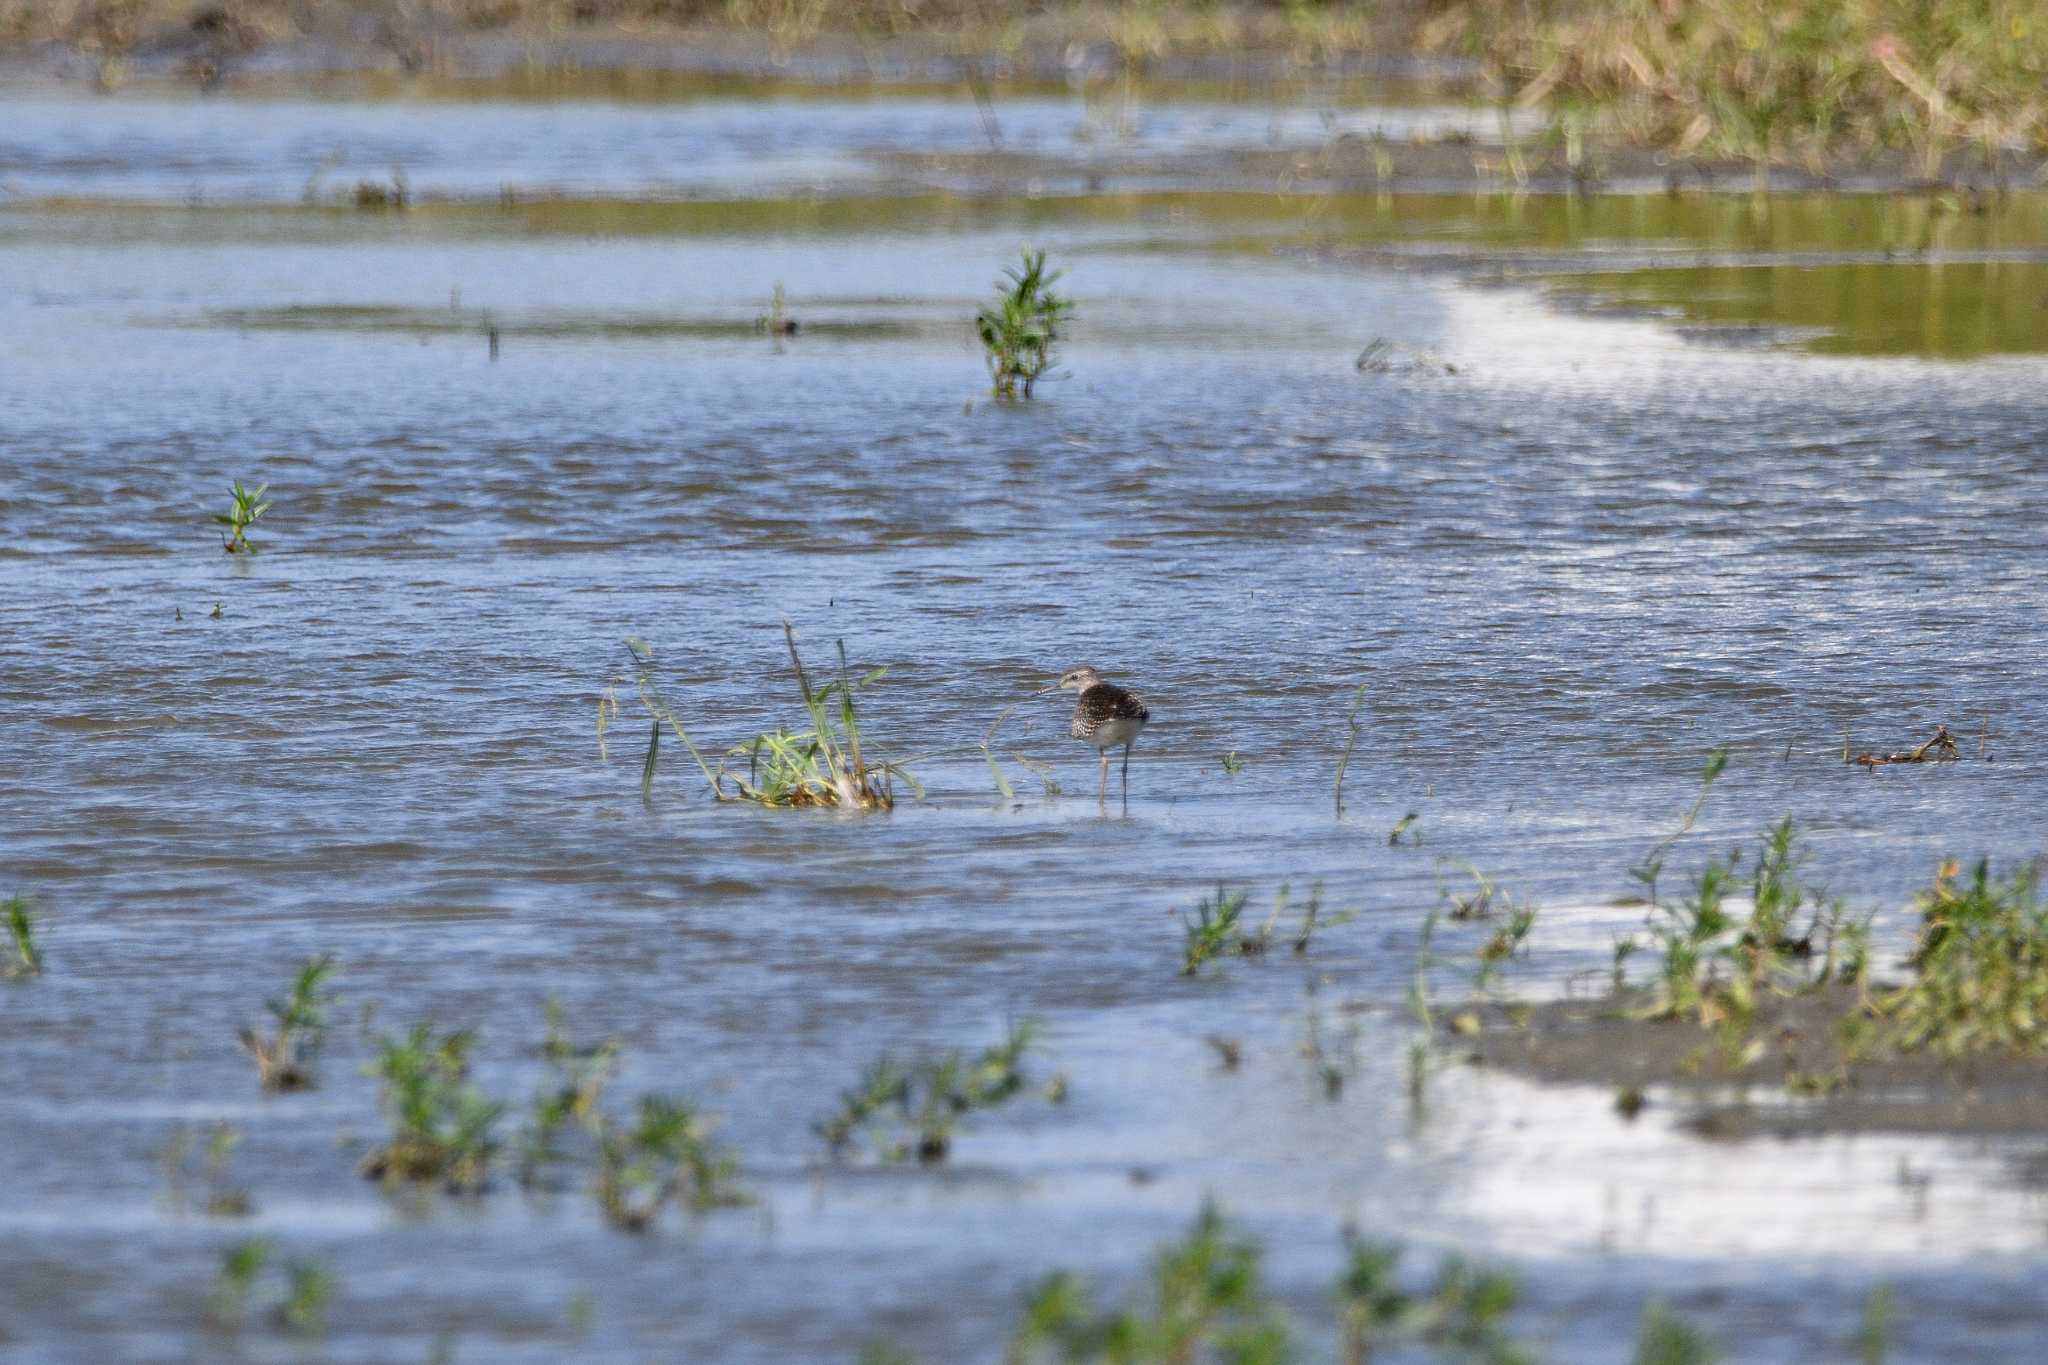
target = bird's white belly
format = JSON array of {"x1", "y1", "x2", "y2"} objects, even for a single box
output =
[{"x1": 1086, "y1": 717, "x2": 1145, "y2": 751}]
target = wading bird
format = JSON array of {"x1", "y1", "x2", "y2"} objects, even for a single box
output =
[{"x1": 1042, "y1": 665, "x2": 1150, "y2": 802}]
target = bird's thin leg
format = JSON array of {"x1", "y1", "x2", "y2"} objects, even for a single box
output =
[
  {"x1": 1097, "y1": 749, "x2": 1109, "y2": 803},
  {"x1": 1121, "y1": 742, "x2": 1132, "y2": 798}
]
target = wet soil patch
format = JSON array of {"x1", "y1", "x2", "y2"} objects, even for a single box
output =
[{"x1": 1462, "y1": 987, "x2": 2048, "y2": 1140}]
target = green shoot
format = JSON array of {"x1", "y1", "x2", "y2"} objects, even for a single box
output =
[
  {"x1": 239, "y1": 955, "x2": 334, "y2": 1091},
  {"x1": 1181, "y1": 887, "x2": 1249, "y2": 976},
  {"x1": 1333, "y1": 683, "x2": 1367, "y2": 816},
  {"x1": 975, "y1": 249, "x2": 1072, "y2": 400},
  {"x1": 215, "y1": 479, "x2": 271, "y2": 554},
  {"x1": 818, "y1": 1021, "x2": 1039, "y2": 1164},
  {"x1": 4, "y1": 895, "x2": 41, "y2": 977},
  {"x1": 594, "y1": 1094, "x2": 749, "y2": 1230},
  {"x1": 359, "y1": 1023, "x2": 503, "y2": 1193}
]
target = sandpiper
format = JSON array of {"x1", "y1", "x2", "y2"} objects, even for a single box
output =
[{"x1": 1042, "y1": 665, "x2": 1151, "y2": 802}]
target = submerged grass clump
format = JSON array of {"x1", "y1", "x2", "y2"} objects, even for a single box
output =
[
  {"x1": 510, "y1": 1003, "x2": 749, "y2": 1228},
  {"x1": 215, "y1": 479, "x2": 270, "y2": 554},
  {"x1": 4, "y1": 895, "x2": 41, "y2": 977},
  {"x1": 975, "y1": 249, "x2": 1072, "y2": 400},
  {"x1": 359, "y1": 1023, "x2": 503, "y2": 1193},
  {"x1": 1182, "y1": 883, "x2": 1352, "y2": 976},
  {"x1": 1012, "y1": 1203, "x2": 1290, "y2": 1363},
  {"x1": 161, "y1": 1122, "x2": 252, "y2": 1219},
  {"x1": 594, "y1": 1095, "x2": 749, "y2": 1230},
  {"x1": 818, "y1": 1020, "x2": 1042, "y2": 1164},
  {"x1": 625, "y1": 624, "x2": 915, "y2": 810},
  {"x1": 207, "y1": 1240, "x2": 332, "y2": 1338},
  {"x1": 239, "y1": 955, "x2": 334, "y2": 1091}
]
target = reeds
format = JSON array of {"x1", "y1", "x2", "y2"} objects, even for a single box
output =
[
  {"x1": 3, "y1": 895, "x2": 40, "y2": 977},
  {"x1": 976, "y1": 250, "x2": 1072, "y2": 400},
  {"x1": 1439, "y1": 1, "x2": 2048, "y2": 181},
  {"x1": 625, "y1": 625, "x2": 914, "y2": 810},
  {"x1": 817, "y1": 1021, "x2": 1040, "y2": 1163},
  {"x1": 215, "y1": 479, "x2": 270, "y2": 554},
  {"x1": 239, "y1": 955, "x2": 334, "y2": 1091}
]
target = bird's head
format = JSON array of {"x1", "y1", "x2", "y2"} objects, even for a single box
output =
[{"x1": 1040, "y1": 665, "x2": 1102, "y2": 695}]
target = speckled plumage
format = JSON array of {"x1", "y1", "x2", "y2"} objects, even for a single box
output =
[
  {"x1": 1070, "y1": 680, "x2": 1150, "y2": 742},
  {"x1": 1046, "y1": 665, "x2": 1151, "y2": 801}
]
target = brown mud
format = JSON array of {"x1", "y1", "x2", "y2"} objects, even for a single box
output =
[{"x1": 1461, "y1": 988, "x2": 2048, "y2": 1142}]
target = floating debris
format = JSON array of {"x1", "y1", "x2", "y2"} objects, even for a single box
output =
[{"x1": 1853, "y1": 725, "x2": 1960, "y2": 768}]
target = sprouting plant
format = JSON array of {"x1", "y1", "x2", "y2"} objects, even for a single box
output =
[
  {"x1": 1858, "y1": 1284, "x2": 1894, "y2": 1365},
  {"x1": 164, "y1": 1122, "x2": 253, "y2": 1217},
  {"x1": 1634, "y1": 1300, "x2": 1719, "y2": 1365},
  {"x1": 818, "y1": 1021, "x2": 1040, "y2": 1164},
  {"x1": 3, "y1": 895, "x2": 41, "y2": 977},
  {"x1": 1406, "y1": 911, "x2": 1442, "y2": 1113},
  {"x1": 594, "y1": 1094, "x2": 749, "y2": 1230},
  {"x1": 1475, "y1": 904, "x2": 1539, "y2": 995},
  {"x1": 1220, "y1": 751, "x2": 1245, "y2": 774},
  {"x1": 624, "y1": 625, "x2": 916, "y2": 810},
  {"x1": 975, "y1": 249, "x2": 1073, "y2": 399},
  {"x1": 1337, "y1": 1238, "x2": 1531, "y2": 1365},
  {"x1": 519, "y1": 1000, "x2": 621, "y2": 1189},
  {"x1": 1181, "y1": 887, "x2": 1249, "y2": 975},
  {"x1": 1628, "y1": 749, "x2": 1729, "y2": 906},
  {"x1": 817, "y1": 1056, "x2": 912, "y2": 1155},
  {"x1": 279, "y1": 1259, "x2": 334, "y2": 1337},
  {"x1": 209, "y1": 1238, "x2": 271, "y2": 1326},
  {"x1": 239, "y1": 955, "x2": 335, "y2": 1091},
  {"x1": 1388, "y1": 811, "x2": 1421, "y2": 847},
  {"x1": 1333, "y1": 683, "x2": 1368, "y2": 816},
  {"x1": 359, "y1": 1023, "x2": 503, "y2": 1192},
  {"x1": 215, "y1": 479, "x2": 270, "y2": 554},
  {"x1": 755, "y1": 282, "x2": 797, "y2": 338},
  {"x1": 1008, "y1": 1203, "x2": 1289, "y2": 1364}
]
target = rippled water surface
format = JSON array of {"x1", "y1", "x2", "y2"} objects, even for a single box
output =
[{"x1": 5, "y1": 83, "x2": 2048, "y2": 1363}]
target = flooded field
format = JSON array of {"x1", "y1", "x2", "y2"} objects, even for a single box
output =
[{"x1": 5, "y1": 76, "x2": 2048, "y2": 1362}]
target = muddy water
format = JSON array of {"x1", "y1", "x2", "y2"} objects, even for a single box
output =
[{"x1": 4, "y1": 84, "x2": 2048, "y2": 1363}]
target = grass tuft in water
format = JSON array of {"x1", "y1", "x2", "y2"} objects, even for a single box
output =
[
  {"x1": 162, "y1": 1121, "x2": 253, "y2": 1218},
  {"x1": 1338, "y1": 1239, "x2": 1531, "y2": 1365},
  {"x1": 208, "y1": 1238, "x2": 270, "y2": 1327},
  {"x1": 1009, "y1": 1202, "x2": 1289, "y2": 1364},
  {"x1": 1633, "y1": 1301, "x2": 1719, "y2": 1365},
  {"x1": 239, "y1": 955, "x2": 334, "y2": 1092},
  {"x1": 3, "y1": 895, "x2": 42, "y2": 977},
  {"x1": 359, "y1": 1023, "x2": 503, "y2": 1193},
  {"x1": 594, "y1": 1095, "x2": 750, "y2": 1230},
  {"x1": 214, "y1": 479, "x2": 270, "y2": 554},
  {"x1": 818, "y1": 1021, "x2": 1039, "y2": 1164},
  {"x1": 1181, "y1": 886, "x2": 1249, "y2": 976},
  {"x1": 518, "y1": 1000, "x2": 621, "y2": 1189},
  {"x1": 626, "y1": 625, "x2": 915, "y2": 809},
  {"x1": 975, "y1": 249, "x2": 1072, "y2": 400},
  {"x1": 278, "y1": 1259, "x2": 334, "y2": 1337}
]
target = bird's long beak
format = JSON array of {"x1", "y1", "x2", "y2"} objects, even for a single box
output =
[{"x1": 1036, "y1": 683, "x2": 1060, "y2": 695}]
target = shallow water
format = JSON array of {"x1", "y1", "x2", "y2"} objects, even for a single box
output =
[{"x1": 5, "y1": 83, "x2": 2048, "y2": 1363}]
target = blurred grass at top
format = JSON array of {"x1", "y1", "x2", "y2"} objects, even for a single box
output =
[{"x1": 8, "y1": 3, "x2": 2047, "y2": 179}]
